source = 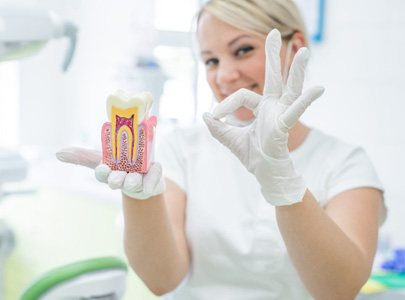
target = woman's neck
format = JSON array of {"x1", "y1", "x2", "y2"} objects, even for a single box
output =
[{"x1": 288, "y1": 122, "x2": 310, "y2": 152}]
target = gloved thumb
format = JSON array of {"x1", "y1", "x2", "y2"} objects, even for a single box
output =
[
  {"x1": 56, "y1": 147, "x2": 101, "y2": 169},
  {"x1": 143, "y1": 162, "x2": 164, "y2": 195}
]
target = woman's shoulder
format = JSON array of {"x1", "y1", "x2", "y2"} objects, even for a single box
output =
[
  {"x1": 307, "y1": 128, "x2": 362, "y2": 155},
  {"x1": 296, "y1": 128, "x2": 371, "y2": 169}
]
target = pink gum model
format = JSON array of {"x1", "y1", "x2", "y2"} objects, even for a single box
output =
[{"x1": 101, "y1": 116, "x2": 157, "y2": 173}]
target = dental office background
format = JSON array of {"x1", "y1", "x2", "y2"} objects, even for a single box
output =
[{"x1": 0, "y1": 0, "x2": 404, "y2": 299}]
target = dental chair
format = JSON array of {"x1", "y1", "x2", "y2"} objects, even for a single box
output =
[{"x1": 20, "y1": 256, "x2": 127, "y2": 300}]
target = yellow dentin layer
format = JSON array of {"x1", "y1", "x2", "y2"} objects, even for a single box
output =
[{"x1": 111, "y1": 106, "x2": 139, "y2": 162}]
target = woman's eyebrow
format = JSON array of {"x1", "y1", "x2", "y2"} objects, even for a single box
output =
[
  {"x1": 200, "y1": 34, "x2": 253, "y2": 56},
  {"x1": 227, "y1": 34, "x2": 253, "y2": 47},
  {"x1": 201, "y1": 50, "x2": 212, "y2": 56}
]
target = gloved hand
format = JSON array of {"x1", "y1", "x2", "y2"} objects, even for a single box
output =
[
  {"x1": 203, "y1": 29, "x2": 324, "y2": 206},
  {"x1": 56, "y1": 147, "x2": 164, "y2": 200}
]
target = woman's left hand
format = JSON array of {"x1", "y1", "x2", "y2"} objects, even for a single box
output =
[{"x1": 203, "y1": 29, "x2": 324, "y2": 206}]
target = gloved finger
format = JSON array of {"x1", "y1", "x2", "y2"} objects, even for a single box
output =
[
  {"x1": 56, "y1": 147, "x2": 101, "y2": 169},
  {"x1": 203, "y1": 112, "x2": 242, "y2": 149},
  {"x1": 279, "y1": 86, "x2": 325, "y2": 132},
  {"x1": 95, "y1": 164, "x2": 111, "y2": 183},
  {"x1": 203, "y1": 112, "x2": 248, "y2": 160},
  {"x1": 279, "y1": 47, "x2": 310, "y2": 106},
  {"x1": 212, "y1": 89, "x2": 262, "y2": 119},
  {"x1": 123, "y1": 172, "x2": 143, "y2": 194},
  {"x1": 108, "y1": 171, "x2": 127, "y2": 190},
  {"x1": 143, "y1": 163, "x2": 163, "y2": 196},
  {"x1": 263, "y1": 29, "x2": 283, "y2": 99}
]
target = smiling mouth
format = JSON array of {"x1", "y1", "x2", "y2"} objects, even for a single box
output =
[{"x1": 222, "y1": 84, "x2": 259, "y2": 98}]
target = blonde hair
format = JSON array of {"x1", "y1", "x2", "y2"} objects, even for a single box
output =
[{"x1": 197, "y1": 0, "x2": 307, "y2": 40}]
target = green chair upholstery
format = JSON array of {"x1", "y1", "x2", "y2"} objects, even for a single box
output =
[{"x1": 20, "y1": 256, "x2": 127, "y2": 300}]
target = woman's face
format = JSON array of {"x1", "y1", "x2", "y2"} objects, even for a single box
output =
[{"x1": 198, "y1": 12, "x2": 284, "y2": 121}]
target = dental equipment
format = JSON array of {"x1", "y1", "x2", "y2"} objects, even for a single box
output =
[
  {"x1": 0, "y1": 5, "x2": 78, "y2": 188},
  {"x1": 20, "y1": 256, "x2": 128, "y2": 300},
  {"x1": 0, "y1": 6, "x2": 78, "y2": 299},
  {"x1": 0, "y1": 6, "x2": 78, "y2": 72}
]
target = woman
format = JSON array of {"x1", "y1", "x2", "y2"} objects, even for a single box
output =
[{"x1": 57, "y1": 0, "x2": 385, "y2": 299}]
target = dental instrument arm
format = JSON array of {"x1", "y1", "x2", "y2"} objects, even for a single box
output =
[
  {"x1": 203, "y1": 29, "x2": 382, "y2": 298},
  {"x1": 0, "y1": 7, "x2": 78, "y2": 71},
  {"x1": 56, "y1": 148, "x2": 190, "y2": 295}
]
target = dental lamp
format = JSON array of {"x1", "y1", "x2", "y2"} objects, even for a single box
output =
[
  {"x1": 0, "y1": 6, "x2": 78, "y2": 71},
  {"x1": 0, "y1": 6, "x2": 78, "y2": 188}
]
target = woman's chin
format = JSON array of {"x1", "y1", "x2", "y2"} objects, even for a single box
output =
[{"x1": 234, "y1": 107, "x2": 255, "y2": 122}]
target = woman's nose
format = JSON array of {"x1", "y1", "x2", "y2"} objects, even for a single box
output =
[{"x1": 216, "y1": 60, "x2": 240, "y2": 85}]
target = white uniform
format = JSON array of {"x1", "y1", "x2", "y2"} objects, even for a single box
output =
[{"x1": 157, "y1": 124, "x2": 384, "y2": 300}]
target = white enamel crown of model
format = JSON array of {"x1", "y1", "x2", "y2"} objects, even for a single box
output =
[{"x1": 106, "y1": 90, "x2": 153, "y2": 123}]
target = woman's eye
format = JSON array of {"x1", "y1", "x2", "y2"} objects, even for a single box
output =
[
  {"x1": 205, "y1": 58, "x2": 219, "y2": 67},
  {"x1": 235, "y1": 46, "x2": 254, "y2": 57}
]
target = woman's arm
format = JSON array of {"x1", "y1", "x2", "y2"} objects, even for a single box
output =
[
  {"x1": 276, "y1": 188, "x2": 383, "y2": 300},
  {"x1": 123, "y1": 178, "x2": 189, "y2": 296},
  {"x1": 55, "y1": 148, "x2": 189, "y2": 294}
]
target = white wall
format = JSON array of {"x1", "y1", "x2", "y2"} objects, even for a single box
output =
[{"x1": 303, "y1": 0, "x2": 405, "y2": 246}]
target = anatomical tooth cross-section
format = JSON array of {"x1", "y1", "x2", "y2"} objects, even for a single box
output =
[{"x1": 101, "y1": 90, "x2": 157, "y2": 173}]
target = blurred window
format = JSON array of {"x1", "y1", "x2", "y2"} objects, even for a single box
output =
[
  {"x1": 154, "y1": 0, "x2": 199, "y2": 32},
  {"x1": 154, "y1": 46, "x2": 196, "y2": 124},
  {"x1": 152, "y1": 0, "x2": 212, "y2": 124},
  {"x1": 0, "y1": 62, "x2": 19, "y2": 147}
]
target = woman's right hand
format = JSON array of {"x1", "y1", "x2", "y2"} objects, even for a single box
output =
[{"x1": 56, "y1": 147, "x2": 165, "y2": 200}]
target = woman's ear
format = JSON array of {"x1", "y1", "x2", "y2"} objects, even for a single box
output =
[
  {"x1": 281, "y1": 31, "x2": 308, "y2": 82},
  {"x1": 291, "y1": 31, "x2": 307, "y2": 52}
]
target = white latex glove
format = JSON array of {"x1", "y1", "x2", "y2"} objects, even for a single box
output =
[
  {"x1": 56, "y1": 147, "x2": 164, "y2": 200},
  {"x1": 203, "y1": 29, "x2": 324, "y2": 206}
]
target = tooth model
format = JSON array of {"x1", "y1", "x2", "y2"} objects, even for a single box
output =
[{"x1": 101, "y1": 90, "x2": 157, "y2": 173}]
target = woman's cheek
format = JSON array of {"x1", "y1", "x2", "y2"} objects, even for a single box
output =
[{"x1": 207, "y1": 72, "x2": 221, "y2": 100}]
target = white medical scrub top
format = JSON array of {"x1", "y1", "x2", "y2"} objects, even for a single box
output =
[{"x1": 157, "y1": 125, "x2": 384, "y2": 300}]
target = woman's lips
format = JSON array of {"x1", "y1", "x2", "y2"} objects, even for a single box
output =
[{"x1": 221, "y1": 84, "x2": 260, "y2": 99}]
